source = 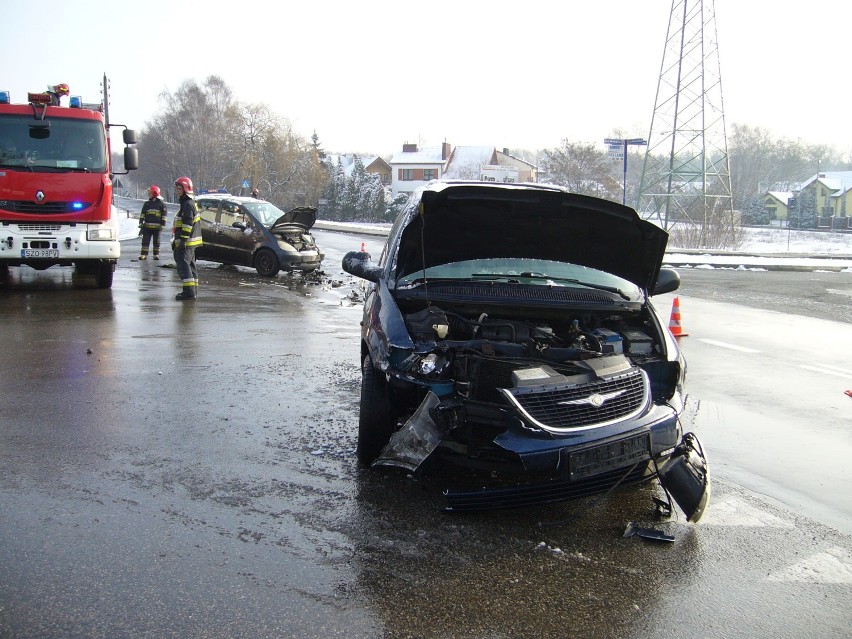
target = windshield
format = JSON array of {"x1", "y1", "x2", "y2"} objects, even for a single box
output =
[
  {"x1": 242, "y1": 200, "x2": 287, "y2": 226},
  {"x1": 0, "y1": 114, "x2": 107, "y2": 173},
  {"x1": 397, "y1": 257, "x2": 641, "y2": 298}
]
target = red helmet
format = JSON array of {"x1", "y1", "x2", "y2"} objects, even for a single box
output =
[
  {"x1": 148, "y1": 185, "x2": 161, "y2": 197},
  {"x1": 174, "y1": 176, "x2": 193, "y2": 194},
  {"x1": 53, "y1": 83, "x2": 70, "y2": 96}
]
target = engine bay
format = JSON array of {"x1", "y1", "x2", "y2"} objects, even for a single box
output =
[
  {"x1": 404, "y1": 305, "x2": 661, "y2": 360},
  {"x1": 400, "y1": 303, "x2": 677, "y2": 405}
]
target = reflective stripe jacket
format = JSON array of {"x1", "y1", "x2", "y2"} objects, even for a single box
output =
[
  {"x1": 174, "y1": 194, "x2": 203, "y2": 247},
  {"x1": 139, "y1": 197, "x2": 168, "y2": 230}
]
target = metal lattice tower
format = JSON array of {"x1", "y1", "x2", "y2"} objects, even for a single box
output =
[{"x1": 638, "y1": 0, "x2": 734, "y2": 241}]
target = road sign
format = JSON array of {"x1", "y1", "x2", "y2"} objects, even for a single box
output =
[{"x1": 241, "y1": 179, "x2": 250, "y2": 189}]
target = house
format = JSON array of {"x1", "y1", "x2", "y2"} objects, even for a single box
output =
[
  {"x1": 441, "y1": 146, "x2": 498, "y2": 180},
  {"x1": 332, "y1": 154, "x2": 393, "y2": 186},
  {"x1": 389, "y1": 142, "x2": 538, "y2": 198},
  {"x1": 496, "y1": 148, "x2": 538, "y2": 183},
  {"x1": 389, "y1": 143, "x2": 452, "y2": 198},
  {"x1": 764, "y1": 191, "x2": 794, "y2": 221},
  {"x1": 362, "y1": 156, "x2": 392, "y2": 186},
  {"x1": 790, "y1": 172, "x2": 852, "y2": 230}
]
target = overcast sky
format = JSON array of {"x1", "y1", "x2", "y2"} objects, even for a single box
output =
[{"x1": 4, "y1": 1, "x2": 847, "y2": 156}]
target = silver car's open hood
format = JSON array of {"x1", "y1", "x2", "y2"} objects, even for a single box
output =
[
  {"x1": 393, "y1": 182, "x2": 670, "y2": 291},
  {"x1": 270, "y1": 206, "x2": 317, "y2": 231}
]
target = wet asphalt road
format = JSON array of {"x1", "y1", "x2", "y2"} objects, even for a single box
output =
[{"x1": 0, "y1": 233, "x2": 850, "y2": 638}]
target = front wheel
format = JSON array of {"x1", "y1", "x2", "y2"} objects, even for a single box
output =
[
  {"x1": 254, "y1": 248, "x2": 280, "y2": 277},
  {"x1": 357, "y1": 355, "x2": 398, "y2": 466},
  {"x1": 95, "y1": 261, "x2": 114, "y2": 289}
]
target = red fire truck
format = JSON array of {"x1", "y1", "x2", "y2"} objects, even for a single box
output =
[{"x1": 0, "y1": 76, "x2": 138, "y2": 288}]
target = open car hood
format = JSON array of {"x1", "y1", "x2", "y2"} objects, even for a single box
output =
[
  {"x1": 394, "y1": 182, "x2": 670, "y2": 291},
  {"x1": 270, "y1": 206, "x2": 317, "y2": 231}
]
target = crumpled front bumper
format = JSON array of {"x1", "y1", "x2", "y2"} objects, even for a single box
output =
[{"x1": 373, "y1": 391, "x2": 683, "y2": 510}]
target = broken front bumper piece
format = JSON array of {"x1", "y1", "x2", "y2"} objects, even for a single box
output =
[{"x1": 656, "y1": 432, "x2": 710, "y2": 523}]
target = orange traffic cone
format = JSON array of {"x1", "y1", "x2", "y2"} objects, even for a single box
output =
[
  {"x1": 668, "y1": 296, "x2": 689, "y2": 337},
  {"x1": 360, "y1": 242, "x2": 366, "y2": 252}
]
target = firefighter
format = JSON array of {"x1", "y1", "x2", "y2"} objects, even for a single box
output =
[
  {"x1": 47, "y1": 83, "x2": 70, "y2": 106},
  {"x1": 172, "y1": 176, "x2": 203, "y2": 300},
  {"x1": 138, "y1": 185, "x2": 169, "y2": 260}
]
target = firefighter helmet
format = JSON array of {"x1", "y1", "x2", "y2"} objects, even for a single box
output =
[
  {"x1": 148, "y1": 185, "x2": 161, "y2": 197},
  {"x1": 174, "y1": 176, "x2": 194, "y2": 194},
  {"x1": 52, "y1": 83, "x2": 70, "y2": 96}
]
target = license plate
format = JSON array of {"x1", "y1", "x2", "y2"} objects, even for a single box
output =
[
  {"x1": 23, "y1": 249, "x2": 59, "y2": 258},
  {"x1": 568, "y1": 433, "x2": 650, "y2": 480}
]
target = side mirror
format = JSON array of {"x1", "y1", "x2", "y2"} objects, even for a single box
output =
[
  {"x1": 123, "y1": 147, "x2": 138, "y2": 171},
  {"x1": 123, "y1": 129, "x2": 138, "y2": 145},
  {"x1": 232, "y1": 221, "x2": 247, "y2": 230},
  {"x1": 342, "y1": 250, "x2": 382, "y2": 283},
  {"x1": 652, "y1": 267, "x2": 680, "y2": 296}
]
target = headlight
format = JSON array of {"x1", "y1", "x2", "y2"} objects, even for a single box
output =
[
  {"x1": 88, "y1": 228, "x2": 116, "y2": 241},
  {"x1": 418, "y1": 354, "x2": 439, "y2": 375}
]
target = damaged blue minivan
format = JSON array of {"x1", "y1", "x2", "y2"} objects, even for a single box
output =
[{"x1": 342, "y1": 181, "x2": 708, "y2": 517}]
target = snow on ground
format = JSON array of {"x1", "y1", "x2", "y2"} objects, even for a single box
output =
[{"x1": 728, "y1": 225, "x2": 852, "y2": 255}]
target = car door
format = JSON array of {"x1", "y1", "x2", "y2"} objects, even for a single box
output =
[
  {"x1": 195, "y1": 198, "x2": 223, "y2": 261},
  {"x1": 216, "y1": 200, "x2": 256, "y2": 266}
]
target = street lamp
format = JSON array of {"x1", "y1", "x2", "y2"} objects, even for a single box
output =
[{"x1": 605, "y1": 137, "x2": 647, "y2": 206}]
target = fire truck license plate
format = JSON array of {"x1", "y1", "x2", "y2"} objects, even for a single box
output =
[{"x1": 23, "y1": 249, "x2": 59, "y2": 258}]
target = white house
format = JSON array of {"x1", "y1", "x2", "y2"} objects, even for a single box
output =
[{"x1": 388, "y1": 143, "x2": 452, "y2": 198}]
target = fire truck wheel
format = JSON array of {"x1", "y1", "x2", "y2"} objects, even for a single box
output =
[{"x1": 95, "y1": 262, "x2": 114, "y2": 289}]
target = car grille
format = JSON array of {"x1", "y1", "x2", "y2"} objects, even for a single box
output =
[
  {"x1": 13, "y1": 223, "x2": 64, "y2": 232},
  {"x1": 0, "y1": 201, "x2": 90, "y2": 214},
  {"x1": 442, "y1": 463, "x2": 651, "y2": 511},
  {"x1": 503, "y1": 367, "x2": 649, "y2": 432}
]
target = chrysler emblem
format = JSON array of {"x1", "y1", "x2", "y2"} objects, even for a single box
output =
[
  {"x1": 35, "y1": 190, "x2": 45, "y2": 202},
  {"x1": 559, "y1": 389, "x2": 625, "y2": 407}
]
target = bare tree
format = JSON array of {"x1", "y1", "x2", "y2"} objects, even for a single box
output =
[
  {"x1": 132, "y1": 76, "x2": 324, "y2": 210},
  {"x1": 541, "y1": 141, "x2": 621, "y2": 201}
]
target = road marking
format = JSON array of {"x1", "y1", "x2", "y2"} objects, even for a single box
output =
[
  {"x1": 697, "y1": 338, "x2": 761, "y2": 354},
  {"x1": 699, "y1": 497, "x2": 793, "y2": 528},
  {"x1": 798, "y1": 364, "x2": 852, "y2": 380},
  {"x1": 765, "y1": 547, "x2": 852, "y2": 584},
  {"x1": 826, "y1": 288, "x2": 852, "y2": 298}
]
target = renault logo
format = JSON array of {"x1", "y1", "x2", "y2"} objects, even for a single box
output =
[
  {"x1": 559, "y1": 389, "x2": 625, "y2": 407},
  {"x1": 35, "y1": 190, "x2": 45, "y2": 202}
]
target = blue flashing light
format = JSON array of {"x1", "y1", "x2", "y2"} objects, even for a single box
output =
[
  {"x1": 69, "y1": 96, "x2": 82, "y2": 108},
  {"x1": 71, "y1": 202, "x2": 84, "y2": 210},
  {"x1": 0, "y1": 91, "x2": 10, "y2": 105}
]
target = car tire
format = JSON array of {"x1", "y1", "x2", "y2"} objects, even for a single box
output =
[
  {"x1": 357, "y1": 355, "x2": 397, "y2": 466},
  {"x1": 254, "y1": 248, "x2": 281, "y2": 277}
]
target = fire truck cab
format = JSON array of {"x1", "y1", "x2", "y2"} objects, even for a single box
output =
[{"x1": 0, "y1": 80, "x2": 138, "y2": 288}]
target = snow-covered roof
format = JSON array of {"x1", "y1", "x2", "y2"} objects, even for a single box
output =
[
  {"x1": 442, "y1": 146, "x2": 496, "y2": 178},
  {"x1": 330, "y1": 154, "x2": 384, "y2": 178},
  {"x1": 799, "y1": 171, "x2": 852, "y2": 195},
  {"x1": 496, "y1": 149, "x2": 538, "y2": 169},
  {"x1": 389, "y1": 146, "x2": 446, "y2": 165},
  {"x1": 766, "y1": 191, "x2": 793, "y2": 204}
]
